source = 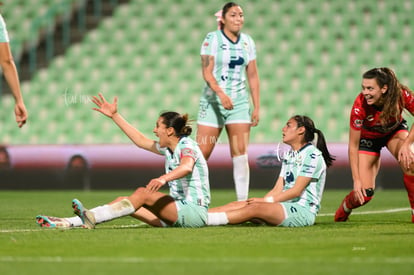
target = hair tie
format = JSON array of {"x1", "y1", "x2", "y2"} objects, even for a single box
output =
[
  {"x1": 215, "y1": 10, "x2": 222, "y2": 30},
  {"x1": 311, "y1": 130, "x2": 319, "y2": 146}
]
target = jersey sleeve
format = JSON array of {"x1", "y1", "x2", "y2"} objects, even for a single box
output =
[
  {"x1": 298, "y1": 152, "x2": 325, "y2": 179},
  {"x1": 155, "y1": 142, "x2": 166, "y2": 156},
  {"x1": 246, "y1": 34, "x2": 257, "y2": 61},
  {"x1": 349, "y1": 94, "x2": 364, "y2": 131},
  {"x1": 179, "y1": 140, "x2": 199, "y2": 162},
  {"x1": 403, "y1": 89, "x2": 414, "y2": 115},
  {"x1": 200, "y1": 31, "x2": 217, "y2": 56},
  {"x1": 180, "y1": 147, "x2": 198, "y2": 161},
  {"x1": 0, "y1": 15, "x2": 10, "y2": 43}
]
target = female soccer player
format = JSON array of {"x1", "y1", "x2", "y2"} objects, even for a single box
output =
[
  {"x1": 208, "y1": 115, "x2": 335, "y2": 227},
  {"x1": 0, "y1": 12, "x2": 27, "y2": 127},
  {"x1": 196, "y1": 2, "x2": 260, "y2": 201},
  {"x1": 36, "y1": 93, "x2": 210, "y2": 228},
  {"x1": 335, "y1": 67, "x2": 414, "y2": 223}
]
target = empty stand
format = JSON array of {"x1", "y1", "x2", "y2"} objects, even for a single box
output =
[{"x1": 1, "y1": 0, "x2": 414, "y2": 144}]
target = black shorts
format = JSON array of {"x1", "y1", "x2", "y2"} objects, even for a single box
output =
[{"x1": 359, "y1": 120, "x2": 408, "y2": 154}]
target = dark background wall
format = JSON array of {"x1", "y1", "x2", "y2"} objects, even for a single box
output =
[{"x1": 0, "y1": 144, "x2": 403, "y2": 190}]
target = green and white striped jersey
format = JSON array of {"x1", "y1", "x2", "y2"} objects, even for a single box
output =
[
  {"x1": 200, "y1": 30, "x2": 256, "y2": 103},
  {"x1": 279, "y1": 143, "x2": 327, "y2": 214},
  {"x1": 156, "y1": 136, "x2": 210, "y2": 208},
  {"x1": 0, "y1": 15, "x2": 10, "y2": 42}
]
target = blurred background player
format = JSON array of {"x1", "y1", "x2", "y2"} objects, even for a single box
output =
[
  {"x1": 335, "y1": 67, "x2": 414, "y2": 223},
  {"x1": 196, "y1": 2, "x2": 260, "y2": 201},
  {"x1": 36, "y1": 93, "x2": 210, "y2": 229},
  {"x1": 208, "y1": 115, "x2": 335, "y2": 227},
  {"x1": 0, "y1": 8, "x2": 27, "y2": 128}
]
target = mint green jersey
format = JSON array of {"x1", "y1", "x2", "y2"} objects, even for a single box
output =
[
  {"x1": 279, "y1": 143, "x2": 327, "y2": 215},
  {"x1": 156, "y1": 136, "x2": 210, "y2": 208},
  {"x1": 0, "y1": 15, "x2": 10, "y2": 42},
  {"x1": 200, "y1": 30, "x2": 256, "y2": 103}
]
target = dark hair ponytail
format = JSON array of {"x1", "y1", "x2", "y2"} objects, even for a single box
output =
[
  {"x1": 159, "y1": 111, "x2": 192, "y2": 137},
  {"x1": 292, "y1": 115, "x2": 335, "y2": 167}
]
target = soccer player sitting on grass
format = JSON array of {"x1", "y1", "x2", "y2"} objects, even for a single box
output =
[
  {"x1": 36, "y1": 93, "x2": 210, "y2": 229},
  {"x1": 208, "y1": 115, "x2": 335, "y2": 227}
]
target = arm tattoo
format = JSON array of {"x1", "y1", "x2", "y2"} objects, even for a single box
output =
[{"x1": 201, "y1": 56, "x2": 210, "y2": 68}]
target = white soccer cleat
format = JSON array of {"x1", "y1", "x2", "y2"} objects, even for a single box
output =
[
  {"x1": 36, "y1": 215, "x2": 71, "y2": 228},
  {"x1": 72, "y1": 198, "x2": 96, "y2": 229}
]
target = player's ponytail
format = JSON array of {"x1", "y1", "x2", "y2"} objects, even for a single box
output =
[
  {"x1": 293, "y1": 115, "x2": 335, "y2": 167},
  {"x1": 160, "y1": 111, "x2": 192, "y2": 137}
]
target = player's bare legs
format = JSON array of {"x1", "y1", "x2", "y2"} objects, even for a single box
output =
[
  {"x1": 335, "y1": 153, "x2": 378, "y2": 221},
  {"x1": 388, "y1": 132, "x2": 414, "y2": 222},
  {"x1": 196, "y1": 124, "x2": 222, "y2": 160},
  {"x1": 209, "y1": 200, "x2": 248, "y2": 213}
]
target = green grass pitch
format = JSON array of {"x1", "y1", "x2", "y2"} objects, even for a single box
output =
[{"x1": 0, "y1": 189, "x2": 413, "y2": 275}]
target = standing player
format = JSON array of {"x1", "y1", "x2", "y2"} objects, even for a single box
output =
[
  {"x1": 208, "y1": 115, "x2": 335, "y2": 227},
  {"x1": 196, "y1": 2, "x2": 260, "y2": 201},
  {"x1": 335, "y1": 67, "x2": 414, "y2": 223},
  {"x1": 0, "y1": 12, "x2": 27, "y2": 127},
  {"x1": 36, "y1": 93, "x2": 210, "y2": 229}
]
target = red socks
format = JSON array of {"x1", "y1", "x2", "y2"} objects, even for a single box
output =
[
  {"x1": 343, "y1": 188, "x2": 374, "y2": 211},
  {"x1": 403, "y1": 174, "x2": 414, "y2": 221}
]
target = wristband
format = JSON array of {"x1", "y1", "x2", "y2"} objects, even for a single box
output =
[{"x1": 264, "y1": 196, "x2": 274, "y2": 203}]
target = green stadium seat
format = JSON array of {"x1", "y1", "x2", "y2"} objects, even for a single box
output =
[{"x1": 2, "y1": 0, "x2": 414, "y2": 144}]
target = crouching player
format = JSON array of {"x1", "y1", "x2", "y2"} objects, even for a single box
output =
[{"x1": 335, "y1": 68, "x2": 414, "y2": 222}]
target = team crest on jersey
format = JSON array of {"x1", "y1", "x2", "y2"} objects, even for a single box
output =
[{"x1": 203, "y1": 41, "x2": 209, "y2": 47}]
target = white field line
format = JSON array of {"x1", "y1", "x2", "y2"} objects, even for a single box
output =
[
  {"x1": 0, "y1": 223, "x2": 147, "y2": 233},
  {"x1": 318, "y1": 207, "x2": 410, "y2": 217},
  {"x1": 0, "y1": 256, "x2": 413, "y2": 264}
]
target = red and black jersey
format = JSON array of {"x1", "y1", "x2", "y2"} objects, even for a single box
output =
[{"x1": 350, "y1": 90, "x2": 414, "y2": 139}]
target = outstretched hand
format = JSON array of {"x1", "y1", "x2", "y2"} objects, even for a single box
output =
[{"x1": 91, "y1": 93, "x2": 118, "y2": 118}]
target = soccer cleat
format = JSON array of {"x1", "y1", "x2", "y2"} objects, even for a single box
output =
[
  {"x1": 36, "y1": 215, "x2": 71, "y2": 228},
  {"x1": 72, "y1": 198, "x2": 96, "y2": 229},
  {"x1": 334, "y1": 201, "x2": 351, "y2": 222}
]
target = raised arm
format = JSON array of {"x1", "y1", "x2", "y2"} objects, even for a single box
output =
[{"x1": 91, "y1": 93, "x2": 159, "y2": 154}]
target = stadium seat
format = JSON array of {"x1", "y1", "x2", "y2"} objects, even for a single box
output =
[{"x1": 1, "y1": 0, "x2": 414, "y2": 144}]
